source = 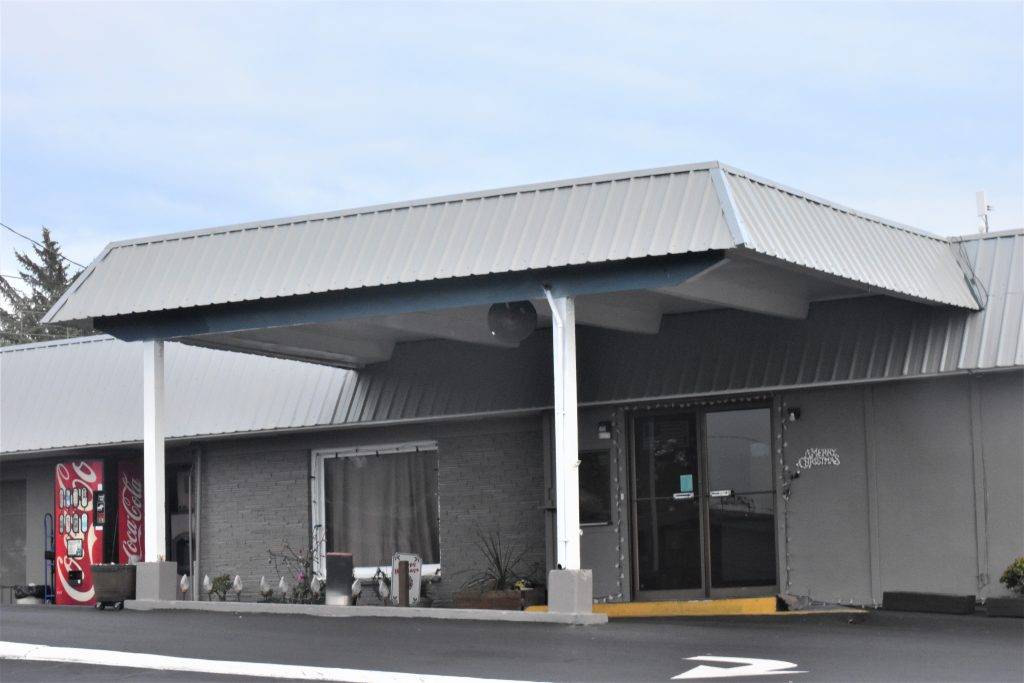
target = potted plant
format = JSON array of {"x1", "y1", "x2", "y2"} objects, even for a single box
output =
[
  {"x1": 453, "y1": 530, "x2": 545, "y2": 610},
  {"x1": 988, "y1": 557, "x2": 1024, "y2": 618}
]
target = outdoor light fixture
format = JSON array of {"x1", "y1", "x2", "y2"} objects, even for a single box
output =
[
  {"x1": 786, "y1": 407, "x2": 802, "y2": 422},
  {"x1": 487, "y1": 300, "x2": 537, "y2": 343}
]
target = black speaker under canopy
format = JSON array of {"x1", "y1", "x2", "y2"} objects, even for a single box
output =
[{"x1": 487, "y1": 301, "x2": 538, "y2": 344}]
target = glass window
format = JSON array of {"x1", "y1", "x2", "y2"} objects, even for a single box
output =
[
  {"x1": 579, "y1": 450, "x2": 611, "y2": 525},
  {"x1": 323, "y1": 450, "x2": 439, "y2": 568}
]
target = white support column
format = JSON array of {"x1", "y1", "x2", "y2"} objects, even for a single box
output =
[
  {"x1": 545, "y1": 291, "x2": 581, "y2": 571},
  {"x1": 143, "y1": 340, "x2": 166, "y2": 563}
]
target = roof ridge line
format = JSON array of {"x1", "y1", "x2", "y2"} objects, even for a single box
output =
[
  {"x1": 950, "y1": 227, "x2": 1024, "y2": 241},
  {"x1": 0, "y1": 334, "x2": 114, "y2": 353},
  {"x1": 99, "y1": 161, "x2": 725, "y2": 252},
  {"x1": 718, "y1": 163, "x2": 948, "y2": 243}
]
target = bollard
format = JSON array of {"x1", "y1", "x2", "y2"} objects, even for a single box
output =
[{"x1": 398, "y1": 560, "x2": 409, "y2": 607}]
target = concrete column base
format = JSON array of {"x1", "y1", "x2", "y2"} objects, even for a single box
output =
[
  {"x1": 136, "y1": 561, "x2": 177, "y2": 601},
  {"x1": 548, "y1": 569, "x2": 593, "y2": 614}
]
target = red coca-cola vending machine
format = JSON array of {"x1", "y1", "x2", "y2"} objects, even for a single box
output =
[
  {"x1": 54, "y1": 459, "x2": 147, "y2": 605},
  {"x1": 116, "y1": 461, "x2": 144, "y2": 565},
  {"x1": 54, "y1": 460, "x2": 105, "y2": 606}
]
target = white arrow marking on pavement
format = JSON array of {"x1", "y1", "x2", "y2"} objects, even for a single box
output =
[
  {"x1": 0, "y1": 641, "x2": 549, "y2": 683},
  {"x1": 673, "y1": 655, "x2": 806, "y2": 679}
]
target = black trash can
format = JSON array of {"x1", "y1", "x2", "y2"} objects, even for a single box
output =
[{"x1": 93, "y1": 564, "x2": 137, "y2": 610}]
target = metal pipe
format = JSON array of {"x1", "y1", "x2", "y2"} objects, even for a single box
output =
[
  {"x1": 193, "y1": 449, "x2": 202, "y2": 601},
  {"x1": 543, "y1": 286, "x2": 562, "y2": 328}
]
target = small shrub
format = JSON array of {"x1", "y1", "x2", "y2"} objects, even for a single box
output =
[
  {"x1": 210, "y1": 574, "x2": 232, "y2": 601},
  {"x1": 999, "y1": 557, "x2": 1024, "y2": 595},
  {"x1": 266, "y1": 526, "x2": 326, "y2": 605}
]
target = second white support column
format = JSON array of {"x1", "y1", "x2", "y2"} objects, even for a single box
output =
[
  {"x1": 546, "y1": 292, "x2": 581, "y2": 571},
  {"x1": 143, "y1": 339, "x2": 167, "y2": 563}
]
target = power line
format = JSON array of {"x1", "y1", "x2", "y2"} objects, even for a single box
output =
[{"x1": 0, "y1": 222, "x2": 86, "y2": 269}]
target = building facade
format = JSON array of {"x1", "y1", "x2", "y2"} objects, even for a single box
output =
[{"x1": 2, "y1": 164, "x2": 1022, "y2": 608}]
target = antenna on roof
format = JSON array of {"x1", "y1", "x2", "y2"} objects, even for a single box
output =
[{"x1": 976, "y1": 191, "x2": 993, "y2": 233}]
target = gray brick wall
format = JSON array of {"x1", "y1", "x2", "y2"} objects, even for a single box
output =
[
  {"x1": 196, "y1": 417, "x2": 547, "y2": 605},
  {"x1": 199, "y1": 448, "x2": 310, "y2": 599},
  {"x1": 434, "y1": 427, "x2": 546, "y2": 605}
]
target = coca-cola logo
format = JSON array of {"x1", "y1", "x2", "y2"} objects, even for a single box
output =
[{"x1": 119, "y1": 471, "x2": 143, "y2": 558}]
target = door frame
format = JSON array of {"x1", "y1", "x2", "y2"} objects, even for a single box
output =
[{"x1": 627, "y1": 400, "x2": 778, "y2": 601}]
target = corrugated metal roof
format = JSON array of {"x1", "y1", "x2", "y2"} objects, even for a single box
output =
[
  {"x1": 0, "y1": 336, "x2": 355, "y2": 454},
  {"x1": 722, "y1": 168, "x2": 980, "y2": 308},
  {"x1": 43, "y1": 164, "x2": 734, "y2": 323},
  {"x1": 43, "y1": 162, "x2": 978, "y2": 326},
  {"x1": 7, "y1": 230, "x2": 1017, "y2": 455}
]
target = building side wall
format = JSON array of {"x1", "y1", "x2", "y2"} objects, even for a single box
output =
[
  {"x1": 196, "y1": 415, "x2": 545, "y2": 605},
  {"x1": 777, "y1": 386, "x2": 875, "y2": 605},
  {"x1": 435, "y1": 426, "x2": 546, "y2": 602},
  {"x1": 0, "y1": 460, "x2": 55, "y2": 595},
  {"x1": 870, "y1": 378, "x2": 977, "y2": 597},
  {"x1": 2, "y1": 372, "x2": 1018, "y2": 607},
  {"x1": 976, "y1": 371, "x2": 1024, "y2": 597},
  {"x1": 198, "y1": 447, "x2": 311, "y2": 598},
  {"x1": 780, "y1": 371, "x2": 1023, "y2": 606}
]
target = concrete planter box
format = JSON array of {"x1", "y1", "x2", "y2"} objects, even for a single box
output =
[
  {"x1": 986, "y1": 597, "x2": 1024, "y2": 618},
  {"x1": 453, "y1": 588, "x2": 546, "y2": 611}
]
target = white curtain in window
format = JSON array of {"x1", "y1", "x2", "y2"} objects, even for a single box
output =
[{"x1": 324, "y1": 451, "x2": 439, "y2": 567}]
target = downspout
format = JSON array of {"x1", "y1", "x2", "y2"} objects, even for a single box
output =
[{"x1": 192, "y1": 447, "x2": 202, "y2": 601}]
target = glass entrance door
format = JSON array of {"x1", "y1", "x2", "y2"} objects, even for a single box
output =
[
  {"x1": 632, "y1": 407, "x2": 776, "y2": 600},
  {"x1": 633, "y1": 412, "x2": 704, "y2": 597},
  {"x1": 705, "y1": 408, "x2": 776, "y2": 595}
]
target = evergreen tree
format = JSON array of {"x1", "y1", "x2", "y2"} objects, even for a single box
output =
[{"x1": 1, "y1": 227, "x2": 83, "y2": 345}]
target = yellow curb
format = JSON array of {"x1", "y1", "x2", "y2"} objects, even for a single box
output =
[{"x1": 525, "y1": 596, "x2": 778, "y2": 618}]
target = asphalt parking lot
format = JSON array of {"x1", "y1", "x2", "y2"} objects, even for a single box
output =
[{"x1": 1, "y1": 604, "x2": 1022, "y2": 682}]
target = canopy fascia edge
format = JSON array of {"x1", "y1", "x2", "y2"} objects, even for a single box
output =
[{"x1": 96, "y1": 252, "x2": 725, "y2": 342}]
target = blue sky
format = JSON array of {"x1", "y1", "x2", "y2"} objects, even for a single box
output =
[{"x1": 2, "y1": 1, "x2": 1022, "y2": 277}]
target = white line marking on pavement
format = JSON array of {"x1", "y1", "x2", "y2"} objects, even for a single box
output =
[
  {"x1": 0, "y1": 641, "x2": 548, "y2": 683},
  {"x1": 673, "y1": 655, "x2": 806, "y2": 679}
]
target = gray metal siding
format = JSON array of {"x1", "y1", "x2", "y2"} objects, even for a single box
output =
[
  {"x1": 975, "y1": 371, "x2": 1024, "y2": 596},
  {"x1": 0, "y1": 336, "x2": 354, "y2": 454},
  {"x1": 779, "y1": 372, "x2": 1023, "y2": 605},
  {"x1": 869, "y1": 378, "x2": 978, "y2": 596},
  {"x1": 777, "y1": 386, "x2": 875, "y2": 605}
]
